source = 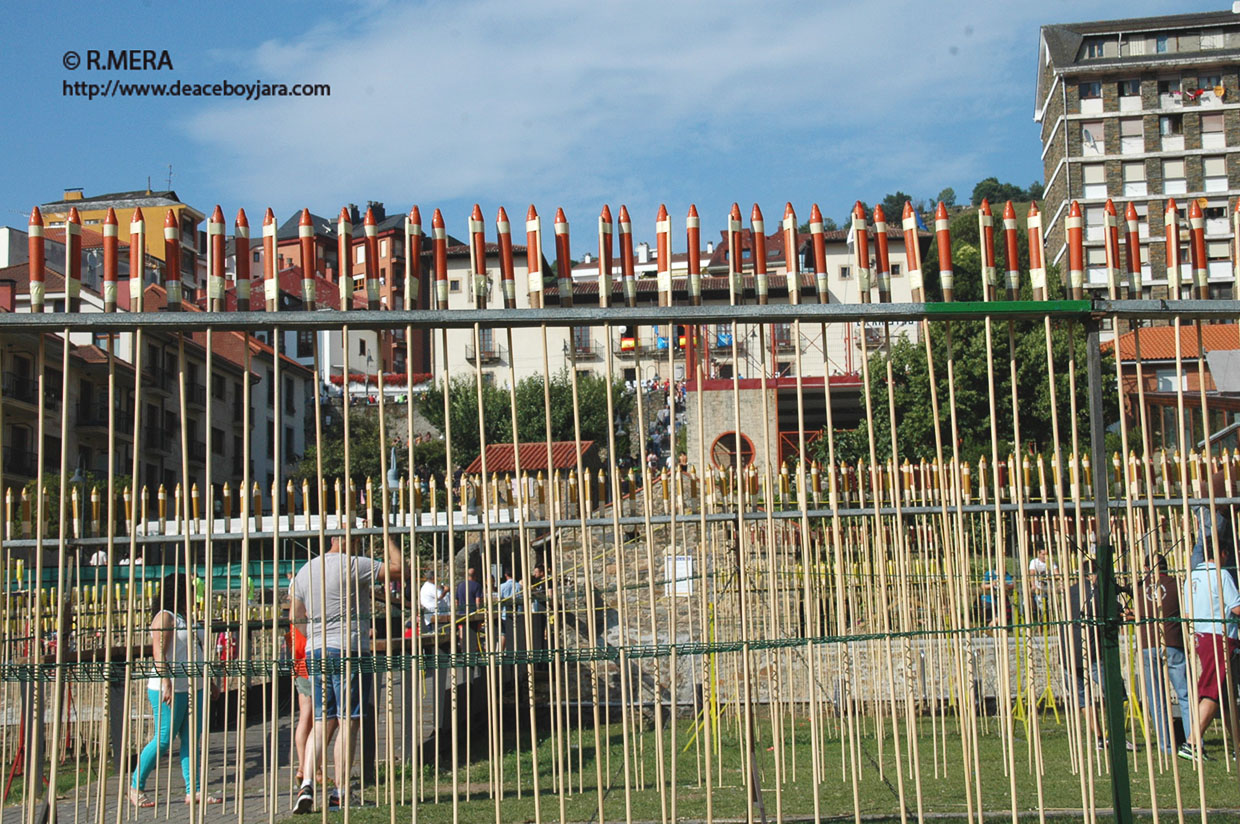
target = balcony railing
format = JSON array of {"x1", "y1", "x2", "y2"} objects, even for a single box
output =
[
  {"x1": 2, "y1": 447, "x2": 38, "y2": 477},
  {"x1": 188, "y1": 442, "x2": 207, "y2": 463},
  {"x1": 142, "y1": 426, "x2": 172, "y2": 453},
  {"x1": 1, "y1": 373, "x2": 38, "y2": 405},
  {"x1": 571, "y1": 339, "x2": 601, "y2": 359},
  {"x1": 76, "y1": 401, "x2": 131, "y2": 429},
  {"x1": 185, "y1": 382, "x2": 207, "y2": 408},
  {"x1": 465, "y1": 343, "x2": 505, "y2": 365}
]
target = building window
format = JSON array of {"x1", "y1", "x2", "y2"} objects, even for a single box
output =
[
  {"x1": 252, "y1": 250, "x2": 260, "y2": 263},
  {"x1": 1162, "y1": 159, "x2": 1187, "y2": 195},
  {"x1": 1086, "y1": 247, "x2": 1108, "y2": 287},
  {"x1": 1158, "y1": 77, "x2": 1180, "y2": 106},
  {"x1": 212, "y1": 374, "x2": 226, "y2": 399},
  {"x1": 890, "y1": 263, "x2": 902, "y2": 277},
  {"x1": 710, "y1": 431, "x2": 755, "y2": 469},
  {"x1": 1155, "y1": 35, "x2": 1169, "y2": 54},
  {"x1": 1117, "y1": 78, "x2": 1140, "y2": 99},
  {"x1": 1209, "y1": 240, "x2": 1231, "y2": 278},
  {"x1": 1202, "y1": 112, "x2": 1225, "y2": 148},
  {"x1": 297, "y1": 329, "x2": 314, "y2": 358},
  {"x1": 285, "y1": 426, "x2": 295, "y2": 464},
  {"x1": 1204, "y1": 156, "x2": 1228, "y2": 193},
  {"x1": 838, "y1": 265, "x2": 851, "y2": 280},
  {"x1": 1078, "y1": 81, "x2": 1102, "y2": 99},
  {"x1": 284, "y1": 377, "x2": 296, "y2": 414},
  {"x1": 1122, "y1": 162, "x2": 1147, "y2": 197},
  {"x1": 1084, "y1": 205, "x2": 1104, "y2": 242},
  {"x1": 212, "y1": 427, "x2": 225, "y2": 455},
  {"x1": 1158, "y1": 114, "x2": 1183, "y2": 151},
  {"x1": 1082, "y1": 163, "x2": 1106, "y2": 198},
  {"x1": 1084, "y1": 38, "x2": 1105, "y2": 59},
  {"x1": 1081, "y1": 120, "x2": 1104, "y2": 156},
  {"x1": 358, "y1": 338, "x2": 366, "y2": 356},
  {"x1": 380, "y1": 238, "x2": 388, "y2": 258},
  {"x1": 1201, "y1": 30, "x2": 1223, "y2": 50},
  {"x1": 449, "y1": 279, "x2": 460, "y2": 293},
  {"x1": 1119, "y1": 118, "x2": 1143, "y2": 154}
]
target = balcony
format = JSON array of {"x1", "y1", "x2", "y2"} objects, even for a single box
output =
[
  {"x1": 187, "y1": 442, "x2": 207, "y2": 464},
  {"x1": 142, "y1": 426, "x2": 172, "y2": 454},
  {"x1": 185, "y1": 382, "x2": 207, "y2": 408},
  {"x1": 76, "y1": 400, "x2": 131, "y2": 431},
  {"x1": 465, "y1": 343, "x2": 505, "y2": 365},
  {"x1": 142, "y1": 366, "x2": 173, "y2": 394},
  {"x1": 772, "y1": 334, "x2": 798, "y2": 354},
  {"x1": 232, "y1": 394, "x2": 245, "y2": 420},
  {"x1": 3, "y1": 447, "x2": 38, "y2": 478},
  {"x1": 570, "y1": 338, "x2": 602, "y2": 360},
  {"x1": 1, "y1": 373, "x2": 38, "y2": 406},
  {"x1": 614, "y1": 338, "x2": 645, "y2": 358}
]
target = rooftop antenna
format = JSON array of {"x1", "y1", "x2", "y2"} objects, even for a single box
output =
[
  {"x1": 146, "y1": 175, "x2": 151, "y2": 194},
  {"x1": 166, "y1": 164, "x2": 173, "y2": 190}
]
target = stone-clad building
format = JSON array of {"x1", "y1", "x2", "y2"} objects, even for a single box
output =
[{"x1": 1036, "y1": 9, "x2": 1240, "y2": 294}]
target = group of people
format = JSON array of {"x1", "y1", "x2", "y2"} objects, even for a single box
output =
[{"x1": 417, "y1": 563, "x2": 550, "y2": 652}]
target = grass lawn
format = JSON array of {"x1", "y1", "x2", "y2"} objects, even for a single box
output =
[{"x1": 313, "y1": 712, "x2": 1240, "y2": 823}]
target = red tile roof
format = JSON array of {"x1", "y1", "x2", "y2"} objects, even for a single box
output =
[
  {"x1": 44, "y1": 227, "x2": 129, "y2": 249},
  {"x1": 1103, "y1": 323, "x2": 1240, "y2": 361},
  {"x1": 464, "y1": 441, "x2": 596, "y2": 474}
]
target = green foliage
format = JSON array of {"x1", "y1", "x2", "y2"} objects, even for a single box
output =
[
  {"x1": 937, "y1": 187, "x2": 957, "y2": 208},
  {"x1": 813, "y1": 206, "x2": 1117, "y2": 465},
  {"x1": 421, "y1": 370, "x2": 633, "y2": 468},
  {"x1": 970, "y1": 177, "x2": 1041, "y2": 207},
  {"x1": 20, "y1": 471, "x2": 132, "y2": 538},
  {"x1": 296, "y1": 409, "x2": 384, "y2": 484}
]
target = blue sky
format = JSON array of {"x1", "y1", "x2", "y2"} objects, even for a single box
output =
[{"x1": 0, "y1": 0, "x2": 1220, "y2": 254}]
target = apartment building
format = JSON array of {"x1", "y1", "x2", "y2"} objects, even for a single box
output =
[{"x1": 1036, "y1": 8, "x2": 1240, "y2": 292}]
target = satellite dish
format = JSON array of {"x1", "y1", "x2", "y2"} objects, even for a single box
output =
[{"x1": 1083, "y1": 129, "x2": 1098, "y2": 152}]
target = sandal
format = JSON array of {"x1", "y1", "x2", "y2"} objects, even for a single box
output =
[
  {"x1": 185, "y1": 792, "x2": 223, "y2": 805},
  {"x1": 128, "y1": 787, "x2": 155, "y2": 809}
]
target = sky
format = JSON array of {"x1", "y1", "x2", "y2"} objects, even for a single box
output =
[{"x1": 0, "y1": 0, "x2": 1222, "y2": 254}]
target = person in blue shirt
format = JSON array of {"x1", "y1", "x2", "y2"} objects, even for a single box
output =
[{"x1": 980, "y1": 568, "x2": 1015, "y2": 627}]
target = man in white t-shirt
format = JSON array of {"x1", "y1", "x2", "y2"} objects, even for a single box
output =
[
  {"x1": 1183, "y1": 549, "x2": 1240, "y2": 762},
  {"x1": 1028, "y1": 547, "x2": 1056, "y2": 616},
  {"x1": 291, "y1": 535, "x2": 404, "y2": 812},
  {"x1": 418, "y1": 569, "x2": 448, "y2": 631}
]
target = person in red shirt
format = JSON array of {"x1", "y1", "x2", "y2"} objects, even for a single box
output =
[{"x1": 286, "y1": 600, "x2": 313, "y2": 782}]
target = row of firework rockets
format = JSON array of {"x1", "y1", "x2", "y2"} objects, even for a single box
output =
[{"x1": 24, "y1": 193, "x2": 1234, "y2": 315}]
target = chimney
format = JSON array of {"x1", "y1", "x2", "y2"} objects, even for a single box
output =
[
  {"x1": 0, "y1": 280, "x2": 14, "y2": 312},
  {"x1": 348, "y1": 204, "x2": 361, "y2": 224},
  {"x1": 367, "y1": 201, "x2": 386, "y2": 222},
  {"x1": 637, "y1": 242, "x2": 650, "y2": 264},
  {"x1": 706, "y1": 240, "x2": 715, "y2": 254},
  {"x1": 582, "y1": 252, "x2": 592, "y2": 264},
  {"x1": 63, "y1": 188, "x2": 83, "y2": 201}
]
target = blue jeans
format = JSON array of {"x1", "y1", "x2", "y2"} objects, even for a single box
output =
[
  {"x1": 309, "y1": 649, "x2": 371, "y2": 720},
  {"x1": 1165, "y1": 646, "x2": 1193, "y2": 742},
  {"x1": 1141, "y1": 648, "x2": 1175, "y2": 753},
  {"x1": 132, "y1": 690, "x2": 204, "y2": 792}
]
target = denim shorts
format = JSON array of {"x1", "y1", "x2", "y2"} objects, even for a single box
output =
[{"x1": 308, "y1": 649, "x2": 372, "y2": 720}]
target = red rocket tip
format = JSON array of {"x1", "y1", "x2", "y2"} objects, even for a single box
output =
[
  {"x1": 28, "y1": 207, "x2": 43, "y2": 226},
  {"x1": 470, "y1": 204, "x2": 483, "y2": 221},
  {"x1": 338, "y1": 207, "x2": 351, "y2": 222},
  {"x1": 410, "y1": 205, "x2": 422, "y2": 224},
  {"x1": 854, "y1": 201, "x2": 867, "y2": 219},
  {"x1": 618, "y1": 205, "x2": 631, "y2": 222},
  {"x1": 688, "y1": 204, "x2": 698, "y2": 218},
  {"x1": 164, "y1": 209, "x2": 177, "y2": 228},
  {"x1": 784, "y1": 203, "x2": 796, "y2": 219},
  {"x1": 263, "y1": 208, "x2": 275, "y2": 225},
  {"x1": 1104, "y1": 199, "x2": 1117, "y2": 216},
  {"x1": 1027, "y1": 202, "x2": 1040, "y2": 218},
  {"x1": 363, "y1": 206, "x2": 377, "y2": 225},
  {"x1": 68, "y1": 207, "x2": 81, "y2": 224},
  {"x1": 526, "y1": 205, "x2": 538, "y2": 220},
  {"x1": 211, "y1": 205, "x2": 224, "y2": 223},
  {"x1": 1068, "y1": 201, "x2": 1082, "y2": 218},
  {"x1": 432, "y1": 208, "x2": 445, "y2": 228},
  {"x1": 902, "y1": 202, "x2": 914, "y2": 219},
  {"x1": 1189, "y1": 199, "x2": 1203, "y2": 218},
  {"x1": 104, "y1": 208, "x2": 117, "y2": 226},
  {"x1": 809, "y1": 203, "x2": 823, "y2": 221},
  {"x1": 873, "y1": 205, "x2": 886, "y2": 221},
  {"x1": 1164, "y1": 198, "x2": 1178, "y2": 214},
  {"x1": 979, "y1": 199, "x2": 992, "y2": 216},
  {"x1": 554, "y1": 207, "x2": 567, "y2": 222},
  {"x1": 600, "y1": 205, "x2": 612, "y2": 221},
  {"x1": 730, "y1": 203, "x2": 742, "y2": 220},
  {"x1": 495, "y1": 206, "x2": 507, "y2": 223},
  {"x1": 656, "y1": 204, "x2": 668, "y2": 221},
  {"x1": 1126, "y1": 202, "x2": 1139, "y2": 220},
  {"x1": 934, "y1": 202, "x2": 948, "y2": 220},
  {"x1": 235, "y1": 208, "x2": 249, "y2": 227},
  {"x1": 750, "y1": 203, "x2": 763, "y2": 221},
  {"x1": 299, "y1": 208, "x2": 312, "y2": 226},
  {"x1": 1003, "y1": 201, "x2": 1016, "y2": 219}
]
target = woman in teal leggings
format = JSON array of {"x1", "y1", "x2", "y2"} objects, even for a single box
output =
[{"x1": 128, "y1": 574, "x2": 221, "y2": 808}]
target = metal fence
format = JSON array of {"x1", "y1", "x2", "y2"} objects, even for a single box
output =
[{"x1": 2, "y1": 198, "x2": 1240, "y2": 824}]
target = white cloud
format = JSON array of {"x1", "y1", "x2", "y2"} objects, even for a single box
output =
[{"x1": 182, "y1": 0, "x2": 1174, "y2": 240}]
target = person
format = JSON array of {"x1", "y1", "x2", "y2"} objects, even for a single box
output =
[
  {"x1": 1028, "y1": 547, "x2": 1056, "y2": 617},
  {"x1": 497, "y1": 569, "x2": 521, "y2": 651},
  {"x1": 1060, "y1": 560, "x2": 1133, "y2": 752},
  {"x1": 1182, "y1": 541, "x2": 1240, "y2": 762},
  {"x1": 88, "y1": 546, "x2": 108, "y2": 566},
  {"x1": 1133, "y1": 554, "x2": 1184, "y2": 754},
  {"x1": 285, "y1": 589, "x2": 314, "y2": 784},
  {"x1": 128, "y1": 573, "x2": 221, "y2": 808},
  {"x1": 980, "y1": 567, "x2": 1015, "y2": 627},
  {"x1": 456, "y1": 567, "x2": 484, "y2": 633},
  {"x1": 418, "y1": 568, "x2": 448, "y2": 632},
  {"x1": 1190, "y1": 470, "x2": 1236, "y2": 586},
  {"x1": 530, "y1": 564, "x2": 550, "y2": 651},
  {"x1": 291, "y1": 535, "x2": 405, "y2": 813}
]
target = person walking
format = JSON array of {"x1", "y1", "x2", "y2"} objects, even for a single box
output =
[
  {"x1": 291, "y1": 535, "x2": 405, "y2": 812},
  {"x1": 1134, "y1": 554, "x2": 1186, "y2": 754},
  {"x1": 1182, "y1": 541, "x2": 1240, "y2": 761},
  {"x1": 128, "y1": 573, "x2": 221, "y2": 808}
]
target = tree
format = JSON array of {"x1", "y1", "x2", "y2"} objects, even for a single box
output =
[
  {"x1": 879, "y1": 191, "x2": 916, "y2": 220},
  {"x1": 971, "y1": 177, "x2": 1028, "y2": 207},
  {"x1": 937, "y1": 187, "x2": 957, "y2": 208},
  {"x1": 297, "y1": 409, "x2": 385, "y2": 485},
  {"x1": 813, "y1": 205, "x2": 1117, "y2": 464},
  {"x1": 1028, "y1": 180, "x2": 1044, "y2": 200}
]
